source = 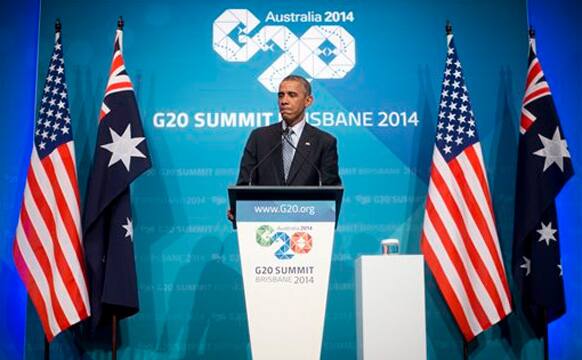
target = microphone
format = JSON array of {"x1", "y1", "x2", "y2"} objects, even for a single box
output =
[
  {"x1": 281, "y1": 130, "x2": 323, "y2": 186},
  {"x1": 248, "y1": 128, "x2": 287, "y2": 185}
]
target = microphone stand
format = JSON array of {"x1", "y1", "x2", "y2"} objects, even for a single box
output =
[{"x1": 248, "y1": 128, "x2": 287, "y2": 185}]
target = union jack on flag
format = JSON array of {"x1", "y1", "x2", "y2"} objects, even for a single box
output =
[
  {"x1": 420, "y1": 32, "x2": 512, "y2": 341},
  {"x1": 13, "y1": 27, "x2": 90, "y2": 341}
]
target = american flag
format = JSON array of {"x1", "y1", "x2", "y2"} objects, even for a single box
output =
[
  {"x1": 12, "y1": 29, "x2": 90, "y2": 341},
  {"x1": 83, "y1": 27, "x2": 151, "y2": 329},
  {"x1": 420, "y1": 33, "x2": 512, "y2": 341},
  {"x1": 512, "y1": 35, "x2": 573, "y2": 336}
]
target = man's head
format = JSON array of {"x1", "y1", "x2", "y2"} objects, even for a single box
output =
[{"x1": 278, "y1": 75, "x2": 313, "y2": 127}]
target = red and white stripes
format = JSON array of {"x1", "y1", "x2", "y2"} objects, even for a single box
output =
[
  {"x1": 421, "y1": 144, "x2": 512, "y2": 340},
  {"x1": 13, "y1": 142, "x2": 90, "y2": 341}
]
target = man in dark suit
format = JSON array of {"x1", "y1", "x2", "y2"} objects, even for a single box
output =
[{"x1": 236, "y1": 75, "x2": 341, "y2": 186}]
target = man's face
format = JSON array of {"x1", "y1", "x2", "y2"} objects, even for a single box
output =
[{"x1": 278, "y1": 80, "x2": 313, "y2": 126}]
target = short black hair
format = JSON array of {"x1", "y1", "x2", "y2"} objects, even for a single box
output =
[{"x1": 281, "y1": 74, "x2": 312, "y2": 96}]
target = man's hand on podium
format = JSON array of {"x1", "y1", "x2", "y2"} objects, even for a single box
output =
[{"x1": 227, "y1": 208, "x2": 234, "y2": 222}]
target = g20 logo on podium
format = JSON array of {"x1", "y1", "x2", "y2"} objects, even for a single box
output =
[
  {"x1": 212, "y1": 9, "x2": 356, "y2": 92},
  {"x1": 256, "y1": 225, "x2": 313, "y2": 260}
]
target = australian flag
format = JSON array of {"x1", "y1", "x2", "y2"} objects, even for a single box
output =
[
  {"x1": 83, "y1": 27, "x2": 151, "y2": 329},
  {"x1": 512, "y1": 34, "x2": 574, "y2": 336}
]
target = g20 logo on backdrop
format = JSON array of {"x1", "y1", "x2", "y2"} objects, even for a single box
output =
[
  {"x1": 213, "y1": 9, "x2": 356, "y2": 92},
  {"x1": 256, "y1": 225, "x2": 313, "y2": 260}
]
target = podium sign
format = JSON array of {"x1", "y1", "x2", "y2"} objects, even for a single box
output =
[{"x1": 236, "y1": 200, "x2": 336, "y2": 360}]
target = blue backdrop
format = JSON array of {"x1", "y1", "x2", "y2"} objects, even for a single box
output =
[
  {"x1": 0, "y1": 0, "x2": 580, "y2": 359},
  {"x1": 0, "y1": 1, "x2": 39, "y2": 359},
  {"x1": 528, "y1": 0, "x2": 582, "y2": 358}
]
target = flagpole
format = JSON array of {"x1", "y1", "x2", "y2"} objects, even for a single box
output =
[
  {"x1": 42, "y1": 19, "x2": 63, "y2": 360},
  {"x1": 527, "y1": 26, "x2": 549, "y2": 360},
  {"x1": 536, "y1": 27, "x2": 548, "y2": 360},
  {"x1": 109, "y1": 16, "x2": 124, "y2": 360},
  {"x1": 118, "y1": 15, "x2": 124, "y2": 31},
  {"x1": 446, "y1": 20, "x2": 470, "y2": 360}
]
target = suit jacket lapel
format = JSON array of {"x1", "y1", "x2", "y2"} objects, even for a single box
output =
[{"x1": 286, "y1": 123, "x2": 313, "y2": 185}]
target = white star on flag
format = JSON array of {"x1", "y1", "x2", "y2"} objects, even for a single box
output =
[
  {"x1": 100, "y1": 124, "x2": 146, "y2": 171},
  {"x1": 536, "y1": 221, "x2": 557, "y2": 246},
  {"x1": 520, "y1": 256, "x2": 531, "y2": 276},
  {"x1": 533, "y1": 127, "x2": 571, "y2": 172},
  {"x1": 558, "y1": 264, "x2": 562, "y2": 276},
  {"x1": 122, "y1": 217, "x2": 133, "y2": 241}
]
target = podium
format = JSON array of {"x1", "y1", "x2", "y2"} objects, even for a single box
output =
[
  {"x1": 355, "y1": 255, "x2": 427, "y2": 360},
  {"x1": 228, "y1": 186, "x2": 343, "y2": 360}
]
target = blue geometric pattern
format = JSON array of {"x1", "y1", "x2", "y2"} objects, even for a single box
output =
[{"x1": 272, "y1": 232, "x2": 294, "y2": 260}]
